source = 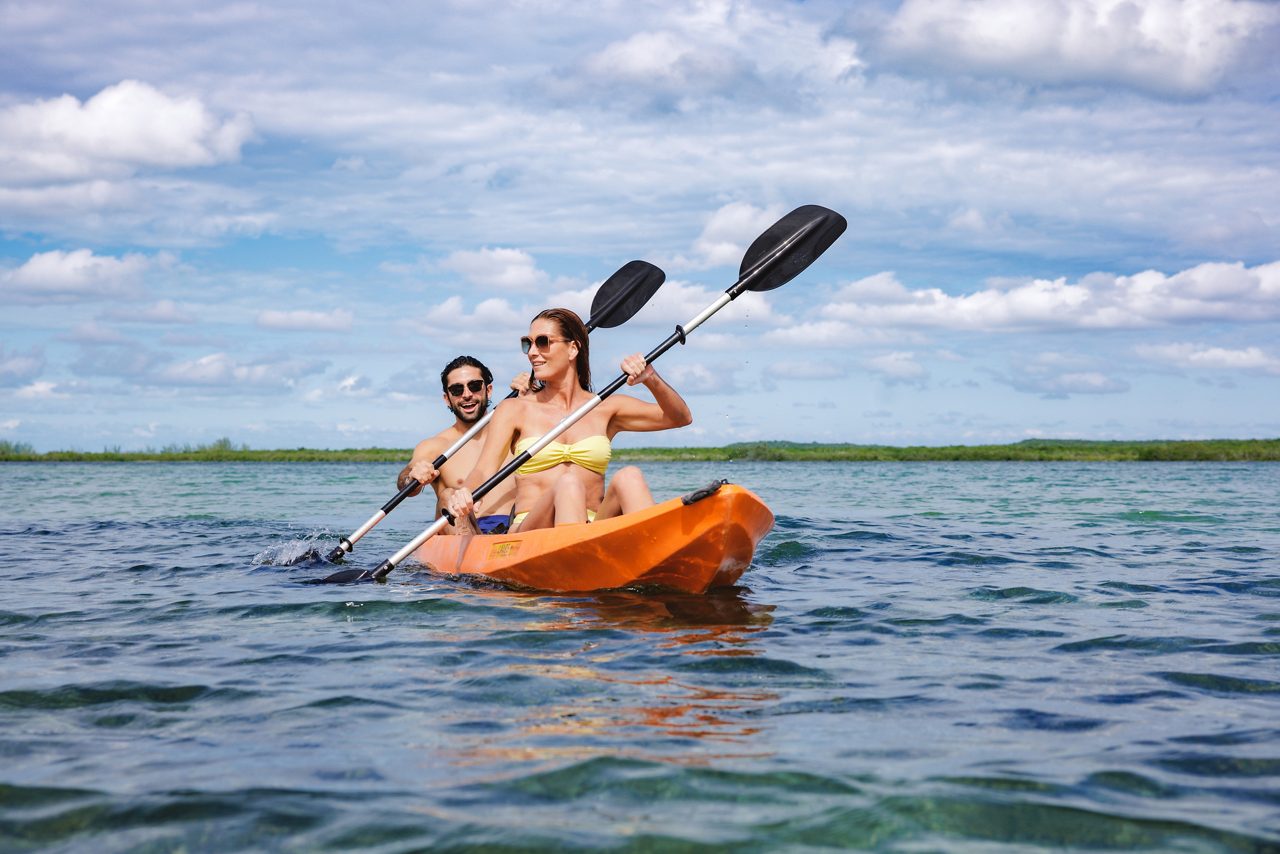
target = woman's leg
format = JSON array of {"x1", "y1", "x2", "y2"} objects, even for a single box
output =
[
  {"x1": 551, "y1": 473, "x2": 588, "y2": 526},
  {"x1": 596, "y1": 466, "x2": 653, "y2": 521},
  {"x1": 513, "y1": 472, "x2": 589, "y2": 531}
]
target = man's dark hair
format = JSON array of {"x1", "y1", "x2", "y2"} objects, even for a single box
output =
[{"x1": 440, "y1": 355, "x2": 493, "y2": 392}]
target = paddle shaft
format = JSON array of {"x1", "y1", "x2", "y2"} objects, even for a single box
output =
[{"x1": 369, "y1": 216, "x2": 826, "y2": 580}]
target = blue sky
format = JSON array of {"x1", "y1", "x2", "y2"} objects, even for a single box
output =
[{"x1": 2, "y1": 0, "x2": 1278, "y2": 451}]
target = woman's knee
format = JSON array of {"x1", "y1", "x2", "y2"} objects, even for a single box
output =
[{"x1": 612, "y1": 465, "x2": 647, "y2": 489}]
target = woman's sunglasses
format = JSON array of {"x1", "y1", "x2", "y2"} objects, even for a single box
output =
[
  {"x1": 446, "y1": 379, "x2": 486, "y2": 397},
  {"x1": 520, "y1": 335, "x2": 568, "y2": 354}
]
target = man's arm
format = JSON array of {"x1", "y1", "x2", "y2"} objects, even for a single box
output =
[{"x1": 397, "y1": 435, "x2": 448, "y2": 496}]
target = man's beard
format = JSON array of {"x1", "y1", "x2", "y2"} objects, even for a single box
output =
[{"x1": 450, "y1": 396, "x2": 489, "y2": 424}]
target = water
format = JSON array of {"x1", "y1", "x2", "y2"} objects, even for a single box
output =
[{"x1": 2, "y1": 461, "x2": 1278, "y2": 851}]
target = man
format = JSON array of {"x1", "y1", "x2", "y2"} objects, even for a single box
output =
[{"x1": 398, "y1": 355, "x2": 520, "y2": 534}]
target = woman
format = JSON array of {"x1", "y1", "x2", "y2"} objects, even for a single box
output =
[{"x1": 446, "y1": 307, "x2": 691, "y2": 531}]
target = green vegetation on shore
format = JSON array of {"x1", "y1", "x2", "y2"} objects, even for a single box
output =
[{"x1": 4, "y1": 437, "x2": 1279, "y2": 463}]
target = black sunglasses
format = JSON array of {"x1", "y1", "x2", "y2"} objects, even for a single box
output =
[
  {"x1": 520, "y1": 335, "x2": 568, "y2": 354},
  {"x1": 446, "y1": 379, "x2": 486, "y2": 397}
]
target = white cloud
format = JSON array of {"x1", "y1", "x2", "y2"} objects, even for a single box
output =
[
  {"x1": 636, "y1": 278, "x2": 778, "y2": 329},
  {"x1": 155, "y1": 353, "x2": 328, "y2": 389},
  {"x1": 1, "y1": 248, "x2": 151, "y2": 303},
  {"x1": 0, "y1": 80, "x2": 253, "y2": 184},
  {"x1": 1136, "y1": 342, "x2": 1280, "y2": 374},
  {"x1": 868, "y1": 351, "x2": 928, "y2": 383},
  {"x1": 14, "y1": 381, "x2": 67, "y2": 399},
  {"x1": 336, "y1": 374, "x2": 373, "y2": 395},
  {"x1": 820, "y1": 261, "x2": 1280, "y2": 331},
  {"x1": 658, "y1": 362, "x2": 734, "y2": 394},
  {"x1": 305, "y1": 373, "x2": 373, "y2": 401},
  {"x1": 417, "y1": 295, "x2": 527, "y2": 348},
  {"x1": 256, "y1": 308, "x2": 354, "y2": 332},
  {"x1": 767, "y1": 360, "x2": 849, "y2": 380},
  {"x1": 110, "y1": 299, "x2": 196, "y2": 324},
  {"x1": 64, "y1": 322, "x2": 128, "y2": 344},
  {"x1": 441, "y1": 248, "x2": 549, "y2": 292},
  {"x1": 0, "y1": 418, "x2": 20, "y2": 431},
  {"x1": 993, "y1": 363, "x2": 1131, "y2": 397},
  {"x1": 0, "y1": 345, "x2": 45, "y2": 386},
  {"x1": 552, "y1": 1, "x2": 863, "y2": 113},
  {"x1": 679, "y1": 201, "x2": 787, "y2": 270},
  {"x1": 880, "y1": 0, "x2": 1279, "y2": 97}
]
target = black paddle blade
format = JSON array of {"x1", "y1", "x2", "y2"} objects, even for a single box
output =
[
  {"x1": 737, "y1": 205, "x2": 847, "y2": 293},
  {"x1": 313, "y1": 566, "x2": 374, "y2": 584},
  {"x1": 588, "y1": 260, "x2": 665, "y2": 329},
  {"x1": 280, "y1": 547, "x2": 321, "y2": 566}
]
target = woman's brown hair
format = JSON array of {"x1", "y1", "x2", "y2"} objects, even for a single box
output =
[{"x1": 533, "y1": 308, "x2": 591, "y2": 391}]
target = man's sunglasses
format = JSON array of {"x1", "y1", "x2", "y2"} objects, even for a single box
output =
[
  {"x1": 447, "y1": 379, "x2": 486, "y2": 397},
  {"x1": 520, "y1": 335, "x2": 568, "y2": 354}
]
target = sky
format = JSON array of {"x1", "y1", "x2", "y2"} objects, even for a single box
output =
[{"x1": 2, "y1": 0, "x2": 1278, "y2": 452}]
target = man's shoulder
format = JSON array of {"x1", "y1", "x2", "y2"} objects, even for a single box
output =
[{"x1": 414, "y1": 429, "x2": 457, "y2": 459}]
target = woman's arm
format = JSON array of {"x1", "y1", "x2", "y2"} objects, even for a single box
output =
[{"x1": 607, "y1": 355, "x2": 693, "y2": 434}]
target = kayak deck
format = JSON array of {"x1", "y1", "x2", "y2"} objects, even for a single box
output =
[{"x1": 412, "y1": 482, "x2": 774, "y2": 594}]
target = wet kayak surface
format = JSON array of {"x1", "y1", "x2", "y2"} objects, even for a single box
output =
[{"x1": 2, "y1": 460, "x2": 1278, "y2": 850}]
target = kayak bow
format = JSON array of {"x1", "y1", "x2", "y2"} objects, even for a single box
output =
[{"x1": 411, "y1": 482, "x2": 774, "y2": 594}]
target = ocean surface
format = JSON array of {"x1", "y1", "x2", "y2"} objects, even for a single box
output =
[{"x1": 1, "y1": 460, "x2": 1278, "y2": 852}]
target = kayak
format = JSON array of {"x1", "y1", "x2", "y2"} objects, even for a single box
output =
[{"x1": 411, "y1": 481, "x2": 774, "y2": 594}]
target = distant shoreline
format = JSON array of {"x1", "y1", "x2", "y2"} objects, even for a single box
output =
[{"x1": 3, "y1": 438, "x2": 1278, "y2": 462}]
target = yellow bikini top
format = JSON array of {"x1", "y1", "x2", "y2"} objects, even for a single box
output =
[{"x1": 513, "y1": 434, "x2": 612, "y2": 476}]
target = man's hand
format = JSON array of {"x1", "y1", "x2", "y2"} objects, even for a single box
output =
[
  {"x1": 511, "y1": 372, "x2": 537, "y2": 395},
  {"x1": 397, "y1": 460, "x2": 438, "y2": 496}
]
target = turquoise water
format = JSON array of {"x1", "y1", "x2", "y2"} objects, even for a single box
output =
[{"x1": 1, "y1": 461, "x2": 1278, "y2": 851}]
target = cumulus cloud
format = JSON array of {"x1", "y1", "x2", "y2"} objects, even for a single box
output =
[
  {"x1": 868, "y1": 351, "x2": 929, "y2": 384},
  {"x1": 1, "y1": 248, "x2": 152, "y2": 303},
  {"x1": 414, "y1": 295, "x2": 528, "y2": 349},
  {"x1": 63, "y1": 322, "x2": 128, "y2": 344},
  {"x1": 991, "y1": 355, "x2": 1131, "y2": 398},
  {"x1": 635, "y1": 278, "x2": 778, "y2": 329},
  {"x1": 671, "y1": 201, "x2": 788, "y2": 270},
  {"x1": 0, "y1": 80, "x2": 253, "y2": 184},
  {"x1": 573, "y1": 29, "x2": 764, "y2": 112},
  {"x1": 125, "y1": 300, "x2": 195, "y2": 324},
  {"x1": 878, "y1": 0, "x2": 1279, "y2": 97},
  {"x1": 441, "y1": 248, "x2": 549, "y2": 292},
  {"x1": 422, "y1": 295, "x2": 524, "y2": 328},
  {"x1": 70, "y1": 342, "x2": 166, "y2": 380},
  {"x1": 544, "y1": 0, "x2": 863, "y2": 113},
  {"x1": 256, "y1": 308, "x2": 354, "y2": 332},
  {"x1": 660, "y1": 361, "x2": 737, "y2": 394},
  {"x1": 155, "y1": 352, "x2": 328, "y2": 390},
  {"x1": 304, "y1": 372, "x2": 373, "y2": 402},
  {"x1": 767, "y1": 360, "x2": 849, "y2": 380},
  {"x1": 14, "y1": 381, "x2": 67, "y2": 399},
  {"x1": 821, "y1": 261, "x2": 1280, "y2": 331},
  {"x1": 0, "y1": 345, "x2": 45, "y2": 386},
  {"x1": 1136, "y1": 342, "x2": 1280, "y2": 374}
]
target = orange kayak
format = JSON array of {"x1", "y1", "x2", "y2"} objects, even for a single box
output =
[{"x1": 411, "y1": 481, "x2": 774, "y2": 594}]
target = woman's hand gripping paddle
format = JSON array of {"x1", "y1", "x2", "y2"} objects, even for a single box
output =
[
  {"x1": 314, "y1": 260, "x2": 666, "y2": 568},
  {"x1": 318, "y1": 205, "x2": 845, "y2": 585}
]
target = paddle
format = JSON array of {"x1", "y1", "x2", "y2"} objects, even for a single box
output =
[
  {"x1": 320, "y1": 260, "x2": 666, "y2": 564},
  {"x1": 318, "y1": 204, "x2": 845, "y2": 585}
]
